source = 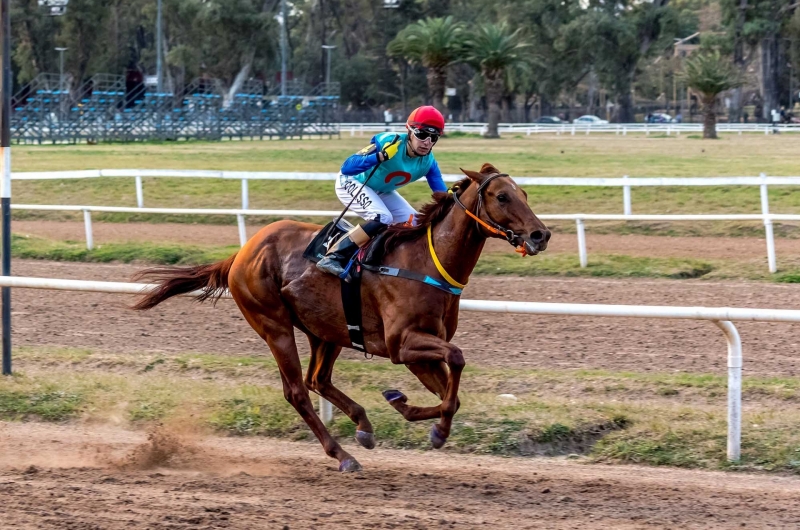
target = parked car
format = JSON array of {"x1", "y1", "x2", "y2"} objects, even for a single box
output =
[
  {"x1": 535, "y1": 116, "x2": 563, "y2": 124},
  {"x1": 573, "y1": 115, "x2": 609, "y2": 125},
  {"x1": 646, "y1": 112, "x2": 675, "y2": 123}
]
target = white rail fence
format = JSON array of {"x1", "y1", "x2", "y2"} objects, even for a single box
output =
[
  {"x1": 6, "y1": 274, "x2": 800, "y2": 461},
  {"x1": 12, "y1": 169, "x2": 800, "y2": 272},
  {"x1": 343, "y1": 122, "x2": 800, "y2": 137}
]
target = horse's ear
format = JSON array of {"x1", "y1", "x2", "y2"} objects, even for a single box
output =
[
  {"x1": 479, "y1": 163, "x2": 501, "y2": 175},
  {"x1": 459, "y1": 167, "x2": 486, "y2": 184}
]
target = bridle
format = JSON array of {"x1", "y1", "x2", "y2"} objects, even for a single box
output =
[{"x1": 449, "y1": 173, "x2": 529, "y2": 257}]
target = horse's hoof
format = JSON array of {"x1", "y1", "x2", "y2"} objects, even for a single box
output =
[
  {"x1": 430, "y1": 424, "x2": 447, "y2": 449},
  {"x1": 382, "y1": 389, "x2": 407, "y2": 404},
  {"x1": 339, "y1": 457, "x2": 363, "y2": 473},
  {"x1": 355, "y1": 430, "x2": 376, "y2": 450}
]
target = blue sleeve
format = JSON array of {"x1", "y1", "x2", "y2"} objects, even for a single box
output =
[
  {"x1": 340, "y1": 136, "x2": 382, "y2": 176},
  {"x1": 425, "y1": 160, "x2": 446, "y2": 193}
]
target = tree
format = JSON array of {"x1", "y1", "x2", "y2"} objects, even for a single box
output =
[
  {"x1": 564, "y1": 0, "x2": 677, "y2": 123},
  {"x1": 463, "y1": 23, "x2": 530, "y2": 138},
  {"x1": 682, "y1": 51, "x2": 742, "y2": 138},
  {"x1": 387, "y1": 16, "x2": 465, "y2": 113}
]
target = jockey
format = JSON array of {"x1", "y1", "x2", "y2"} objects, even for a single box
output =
[{"x1": 317, "y1": 105, "x2": 447, "y2": 276}]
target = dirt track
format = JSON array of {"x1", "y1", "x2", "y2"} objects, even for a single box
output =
[
  {"x1": 9, "y1": 259, "x2": 800, "y2": 376},
  {"x1": 2, "y1": 421, "x2": 799, "y2": 529}
]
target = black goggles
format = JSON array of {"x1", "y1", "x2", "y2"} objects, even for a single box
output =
[{"x1": 410, "y1": 126, "x2": 441, "y2": 142}]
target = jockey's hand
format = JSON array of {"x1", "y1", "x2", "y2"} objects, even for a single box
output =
[{"x1": 378, "y1": 135, "x2": 401, "y2": 162}]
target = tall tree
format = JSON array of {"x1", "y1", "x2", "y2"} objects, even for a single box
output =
[
  {"x1": 564, "y1": 0, "x2": 676, "y2": 123},
  {"x1": 682, "y1": 50, "x2": 742, "y2": 138},
  {"x1": 387, "y1": 16, "x2": 465, "y2": 113},
  {"x1": 463, "y1": 22, "x2": 530, "y2": 138},
  {"x1": 721, "y1": 0, "x2": 799, "y2": 120}
]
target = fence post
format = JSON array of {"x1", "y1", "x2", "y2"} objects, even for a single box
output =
[
  {"x1": 576, "y1": 218, "x2": 587, "y2": 268},
  {"x1": 135, "y1": 175, "x2": 144, "y2": 208},
  {"x1": 623, "y1": 175, "x2": 632, "y2": 216},
  {"x1": 237, "y1": 214, "x2": 247, "y2": 247},
  {"x1": 83, "y1": 210, "x2": 94, "y2": 250},
  {"x1": 760, "y1": 173, "x2": 777, "y2": 273},
  {"x1": 713, "y1": 320, "x2": 742, "y2": 461},
  {"x1": 623, "y1": 127, "x2": 627, "y2": 136},
  {"x1": 571, "y1": 126, "x2": 576, "y2": 136},
  {"x1": 241, "y1": 178, "x2": 249, "y2": 210},
  {"x1": 319, "y1": 397, "x2": 333, "y2": 425},
  {"x1": 585, "y1": 125, "x2": 590, "y2": 136}
]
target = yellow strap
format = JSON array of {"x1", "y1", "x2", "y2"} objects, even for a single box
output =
[{"x1": 427, "y1": 225, "x2": 467, "y2": 289}]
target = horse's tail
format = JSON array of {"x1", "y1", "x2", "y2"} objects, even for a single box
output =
[{"x1": 131, "y1": 252, "x2": 238, "y2": 311}]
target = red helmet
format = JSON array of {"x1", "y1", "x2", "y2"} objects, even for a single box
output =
[{"x1": 407, "y1": 106, "x2": 445, "y2": 134}]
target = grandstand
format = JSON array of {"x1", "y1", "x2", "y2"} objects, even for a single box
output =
[{"x1": 10, "y1": 75, "x2": 340, "y2": 143}]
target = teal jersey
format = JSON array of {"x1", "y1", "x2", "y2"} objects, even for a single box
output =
[{"x1": 341, "y1": 132, "x2": 445, "y2": 194}]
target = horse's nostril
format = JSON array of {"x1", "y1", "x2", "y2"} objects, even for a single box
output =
[
  {"x1": 531, "y1": 230, "x2": 544, "y2": 243},
  {"x1": 544, "y1": 230, "x2": 552, "y2": 242}
]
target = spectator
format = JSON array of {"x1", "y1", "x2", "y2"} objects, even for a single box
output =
[
  {"x1": 771, "y1": 108, "x2": 780, "y2": 134},
  {"x1": 742, "y1": 111, "x2": 748, "y2": 124},
  {"x1": 383, "y1": 108, "x2": 394, "y2": 131}
]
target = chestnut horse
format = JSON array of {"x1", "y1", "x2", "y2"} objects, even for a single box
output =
[{"x1": 133, "y1": 163, "x2": 550, "y2": 471}]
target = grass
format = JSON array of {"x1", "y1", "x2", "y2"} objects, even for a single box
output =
[
  {"x1": 14, "y1": 232, "x2": 800, "y2": 281},
  {"x1": 7, "y1": 135, "x2": 800, "y2": 239},
  {"x1": 11, "y1": 233, "x2": 238, "y2": 264},
  {"x1": 11, "y1": 135, "x2": 800, "y2": 177},
  {"x1": 7, "y1": 345, "x2": 800, "y2": 472}
]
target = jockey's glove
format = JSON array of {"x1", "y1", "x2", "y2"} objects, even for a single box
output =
[{"x1": 380, "y1": 135, "x2": 401, "y2": 162}]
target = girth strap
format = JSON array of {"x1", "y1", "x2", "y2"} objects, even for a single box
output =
[{"x1": 361, "y1": 263, "x2": 463, "y2": 296}]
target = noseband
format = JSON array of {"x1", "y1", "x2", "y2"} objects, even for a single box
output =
[{"x1": 449, "y1": 173, "x2": 529, "y2": 256}]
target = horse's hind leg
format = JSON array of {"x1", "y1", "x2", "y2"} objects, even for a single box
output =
[
  {"x1": 384, "y1": 361, "x2": 460, "y2": 422},
  {"x1": 304, "y1": 335, "x2": 376, "y2": 449},
  {"x1": 237, "y1": 304, "x2": 361, "y2": 472}
]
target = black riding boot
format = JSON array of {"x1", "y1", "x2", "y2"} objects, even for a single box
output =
[
  {"x1": 316, "y1": 232, "x2": 361, "y2": 276},
  {"x1": 316, "y1": 221, "x2": 386, "y2": 277}
]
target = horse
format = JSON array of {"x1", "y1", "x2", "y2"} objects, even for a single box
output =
[{"x1": 132, "y1": 163, "x2": 550, "y2": 472}]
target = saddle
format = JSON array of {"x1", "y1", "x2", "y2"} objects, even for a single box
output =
[{"x1": 303, "y1": 220, "x2": 462, "y2": 355}]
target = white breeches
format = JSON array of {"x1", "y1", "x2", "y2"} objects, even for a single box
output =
[{"x1": 335, "y1": 174, "x2": 417, "y2": 225}]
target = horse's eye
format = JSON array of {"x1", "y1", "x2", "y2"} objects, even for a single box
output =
[{"x1": 497, "y1": 194, "x2": 509, "y2": 203}]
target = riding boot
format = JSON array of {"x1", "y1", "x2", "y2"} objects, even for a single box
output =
[{"x1": 316, "y1": 224, "x2": 372, "y2": 277}]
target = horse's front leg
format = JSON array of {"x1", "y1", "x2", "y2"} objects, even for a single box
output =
[{"x1": 386, "y1": 331, "x2": 465, "y2": 449}]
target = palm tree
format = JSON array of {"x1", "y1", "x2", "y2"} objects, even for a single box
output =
[
  {"x1": 463, "y1": 23, "x2": 530, "y2": 138},
  {"x1": 387, "y1": 17, "x2": 465, "y2": 114},
  {"x1": 681, "y1": 51, "x2": 743, "y2": 139}
]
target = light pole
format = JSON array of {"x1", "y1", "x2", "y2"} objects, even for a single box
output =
[
  {"x1": 0, "y1": 0, "x2": 10, "y2": 375},
  {"x1": 321, "y1": 45, "x2": 336, "y2": 87},
  {"x1": 280, "y1": 0, "x2": 287, "y2": 96},
  {"x1": 55, "y1": 47, "x2": 67, "y2": 94},
  {"x1": 156, "y1": 0, "x2": 163, "y2": 94}
]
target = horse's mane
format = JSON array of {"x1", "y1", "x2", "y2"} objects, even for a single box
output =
[{"x1": 381, "y1": 176, "x2": 473, "y2": 254}]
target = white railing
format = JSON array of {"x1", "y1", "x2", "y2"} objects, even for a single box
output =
[
  {"x1": 11, "y1": 170, "x2": 800, "y2": 272},
  {"x1": 342, "y1": 122, "x2": 800, "y2": 137},
  {"x1": 7, "y1": 274, "x2": 800, "y2": 460},
  {"x1": 12, "y1": 204, "x2": 798, "y2": 273}
]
